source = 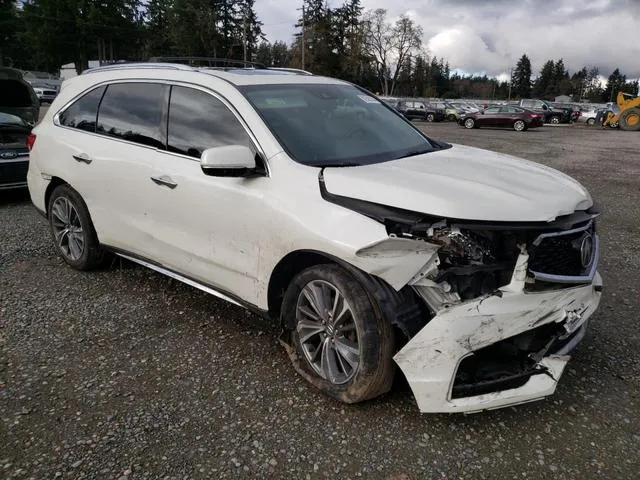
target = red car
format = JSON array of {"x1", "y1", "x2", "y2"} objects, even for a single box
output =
[{"x1": 458, "y1": 106, "x2": 544, "y2": 131}]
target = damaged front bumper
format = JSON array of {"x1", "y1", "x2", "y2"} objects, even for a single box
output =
[{"x1": 394, "y1": 272, "x2": 602, "y2": 413}]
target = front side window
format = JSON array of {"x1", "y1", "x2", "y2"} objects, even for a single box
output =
[
  {"x1": 97, "y1": 83, "x2": 168, "y2": 149},
  {"x1": 59, "y1": 86, "x2": 106, "y2": 132},
  {"x1": 167, "y1": 86, "x2": 254, "y2": 158},
  {"x1": 241, "y1": 84, "x2": 433, "y2": 167},
  {"x1": 484, "y1": 107, "x2": 500, "y2": 114}
]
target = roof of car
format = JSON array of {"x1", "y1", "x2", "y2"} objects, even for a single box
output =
[
  {"x1": 79, "y1": 63, "x2": 347, "y2": 87},
  {"x1": 200, "y1": 69, "x2": 346, "y2": 86}
]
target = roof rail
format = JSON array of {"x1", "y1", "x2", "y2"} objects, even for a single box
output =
[
  {"x1": 148, "y1": 57, "x2": 267, "y2": 69},
  {"x1": 266, "y1": 67, "x2": 313, "y2": 76},
  {"x1": 81, "y1": 62, "x2": 196, "y2": 75}
]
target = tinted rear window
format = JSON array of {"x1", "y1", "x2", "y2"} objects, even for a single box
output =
[
  {"x1": 59, "y1": 86, "x2": 106, "y2": 132},
  {"x1": 97, "y1": 83, "x2": 168, "y2": 149}
]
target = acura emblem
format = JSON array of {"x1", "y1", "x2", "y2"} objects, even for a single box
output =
[
  {"x1": 0, "y1": 151, "x2": 18, "y2": 159},
  {"x1": 579, "y1": 233, "x2": 594, "y2": 268}
]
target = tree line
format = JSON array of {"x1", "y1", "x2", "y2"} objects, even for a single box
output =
[
  {"x1": 511, "y1": 54, "x2": 639, "y2": 103},
  {"x1": 1, "y1": 0, "x2": 638, "y2": 101}
]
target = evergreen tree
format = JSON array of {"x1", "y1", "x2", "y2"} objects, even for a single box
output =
[
  {"x1": 511, "y1": 54, "x2": 532, "y2": 99},
  {"x1": 533, "y1": 60, "x2": 554, "y2": 98},
  {"x1": 271, "y1": 41, "x2": 290, "y2": 67},
  {"x1": 145, "y1": 0, "x2": 174, "y2": 57},
  {"x1": 255, "y1": 41, "x2": 272, "y2": 66},
  {"x1": 603, "y1": 68, "x2": 626, "y2": 102}
]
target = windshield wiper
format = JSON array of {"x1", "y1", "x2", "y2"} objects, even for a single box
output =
[{"x1": 320, "y1": 161, "x2": 361, "y2": 167}]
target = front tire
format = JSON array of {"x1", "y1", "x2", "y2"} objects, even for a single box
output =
[
  {"x1": 48, "y1": 184, "x2": 106, "y2": 270},
  {"x1": 447, "y1": 114, "x2": 457, "y2": 122},
  {"x1": 281, "y1": 264, "x2": 395, "y2": 404},
  {"x1": 549, "y1": 115, "x2": 560, "y2": 124},
  {"x1": 586, "y1": 118, "x2": 595, "y2": 126},
  {"x1": 426, "y1": 113, "x2": 435, "y2": 122},
  {"x1": 619, "y1": 108, "x2": 640, "y2": 131},
  {"x1": 464, "y1": 118, "x2": 475, "y2": 129}
]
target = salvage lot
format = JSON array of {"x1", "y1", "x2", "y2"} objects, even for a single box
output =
[{"x1": 1, "y1": 119, "x2": 639, "y2": 478}]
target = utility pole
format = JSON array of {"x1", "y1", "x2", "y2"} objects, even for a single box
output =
[
  {"x1": 509, "y1": 66, "x2": 515, "y2": 100},
  {"x1": 243, "y1": 15, "x2": 247, "y2": 64},
  {"x1": 297, "y1": 2, "x2": 306, "y2": 70}
]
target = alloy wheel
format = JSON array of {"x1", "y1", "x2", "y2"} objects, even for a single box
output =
[
  {"x1": 51, "y1": 197, "x2": 85, "y2": 261},
  {"x1": 514, "y1": 120, "x2": 525, "y2": 131},
  {"x1": 295, "y1": 279, "x2": 360, "y2": 384},
  {"x1": 464, "y1": 118, "x2": 474, "y2": 129}
]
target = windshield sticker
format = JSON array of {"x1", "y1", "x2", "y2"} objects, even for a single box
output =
[{"x1": 358, "y1": 95, "x2": 378, "y2": 104}]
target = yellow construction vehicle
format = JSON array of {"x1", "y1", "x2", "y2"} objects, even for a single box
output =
[{"x1": 603, "y1": 91, "x2": 640, "y2": 130}]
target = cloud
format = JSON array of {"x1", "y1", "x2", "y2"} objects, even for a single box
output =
[{"x1": 257, "y1": 0, "x2": 640, "y2": 78}]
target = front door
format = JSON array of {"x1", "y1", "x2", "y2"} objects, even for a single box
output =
[
  {"x1": 143, "y1": 85, "x2": 268, "y2": 301},
  {"x1": 480, "y1": 106, "x2": 501, "y2": 126}
]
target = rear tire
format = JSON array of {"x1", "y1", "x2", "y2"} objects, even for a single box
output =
[
  {"x1": 549, "y1": 115, "x2": 560, "y2": 124},
  {"x1": 586, "y1": 118, "x2": 595, "y2": 126},
  {"x1": 281, "y1": 264, "x2": 395, "y2": 404},
  {"x1": 47, "y1": 184, "x2": 106, "y2": 271},
  {"x1": 513, "y1": 120, "x2": 527, "y2": 131},
  {"x1": 619, "y1": 108, "x2": 640, "y2": 131},
  {"x1": 426, "y1": 113, "x2": 435, "y2": 122}
]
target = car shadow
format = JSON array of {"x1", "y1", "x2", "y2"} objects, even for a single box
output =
[{"x1": 0, "y1": 188, "x2": 31, "y2": 206}]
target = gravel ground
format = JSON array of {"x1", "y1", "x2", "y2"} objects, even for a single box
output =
[{"x1": 1, "y1": 121, "x2": 639, "y2": 479}]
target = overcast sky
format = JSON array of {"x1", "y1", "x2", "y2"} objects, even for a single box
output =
[{"x1": 256, "y1": 0, "x2": 640, "y2": 79}]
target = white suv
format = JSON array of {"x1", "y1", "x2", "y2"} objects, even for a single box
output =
[{"x1": 27, "y1": 63, "x2": 602, "y2": 413}]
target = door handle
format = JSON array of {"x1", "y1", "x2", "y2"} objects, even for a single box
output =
[
  {"x1": 150, "y1": 175, "x2": 178, "y2": 189},
  {"x1": 72, "y1": 153, "x2": 92, "y2": 164}
]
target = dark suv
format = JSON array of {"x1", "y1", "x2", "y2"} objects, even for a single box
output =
[
  {"x1": 516, "y1": 99, "x2": 571, "y2": 124},
  {"x1": 394, "y1": 100, "x2": 444, "y2": 122}
]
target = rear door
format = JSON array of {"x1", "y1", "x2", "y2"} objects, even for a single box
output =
[
  {"x1": 498, "y1": 106, "x2": 518, "y2": 127},
  {"x1": 52, "y1": 82, "x2": 170, "y2": 255}
]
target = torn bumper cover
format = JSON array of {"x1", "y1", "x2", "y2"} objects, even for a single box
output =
[{"x1": 394, "y1": 272, "x2": 602, "y2": 413}]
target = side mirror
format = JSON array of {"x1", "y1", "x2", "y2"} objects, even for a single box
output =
[{"x1": 200, "y1": 145, "x2": 264, "y2": 178}]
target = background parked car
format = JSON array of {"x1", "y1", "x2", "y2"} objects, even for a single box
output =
[
  {"x1": 442, "y1": 101, "x2": 463, "y2": 121},
  {"x1": 0, "y1": 112, "x2": 32, "y2": 190},
  {"x1": 395, "y1": 100, "x2": 444, "y2": 122},
  {"x1": 550, "y1": 102, "x2": 581, "y2": 122},
  {"x1": 516, "y1": 99, "x2": 571, "y2": 124},
  {"x1": 31, "y1": 85, "x2": 58, "y2": 104},
  {"x1": 459, "y1": 105, "x2": 544, "y2": 131},
  {"x1": 576, "y1": 105, "x2": 599, "y2": 125},
  {"x1": 0, "y1": 67, "x2": 40, "y2": 126}
]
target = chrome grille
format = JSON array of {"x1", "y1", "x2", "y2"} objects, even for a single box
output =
[{"x1": 528, "y1": 220, "x2": 599, "y2": 284}]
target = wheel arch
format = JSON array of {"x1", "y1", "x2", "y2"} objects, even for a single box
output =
[
  {"x1": 267, "y1": 250, "x2": 344, "y2": 320},
  {"x1": 267, "y1": 249, "x2": 427, "y2": 342},
  {"x1": 44, "y1": 176, "x2": 70, "y2": 217}
]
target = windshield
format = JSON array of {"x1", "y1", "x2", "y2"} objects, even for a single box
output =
[{"x1": 240, "y1": 84, "x2": 433, "y2": 167}]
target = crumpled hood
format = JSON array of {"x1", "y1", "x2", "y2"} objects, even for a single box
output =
[{"x1": 322, "y1": 144, "x2": 592, "y2": 222}]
